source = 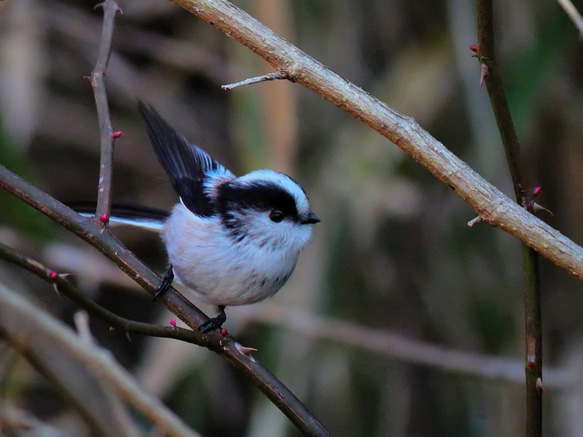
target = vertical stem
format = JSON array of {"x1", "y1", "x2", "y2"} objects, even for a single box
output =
[
  {"x1": 524, "y1": 246, "x2": 543, "y2": 436},
  {"x1": 476, "y1": 1, "x2": 543, "y2": 436},
  {"x1": 90, "y1": 0, "x2": 121, "y2": 223},
  {"x1": 476, "y1": 0, "x2": 523, "y2": 200}
]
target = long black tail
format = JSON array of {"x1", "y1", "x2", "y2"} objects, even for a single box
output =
[{"x1": 66, "y1": 202, "x2": 169, "y2": 232}]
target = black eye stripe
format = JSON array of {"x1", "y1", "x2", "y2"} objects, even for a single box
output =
[{"x1": 216, "y1": 182, "x2": 299, "y2": 220}]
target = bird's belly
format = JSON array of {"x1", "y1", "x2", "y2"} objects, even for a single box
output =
[
  {"x1": 163, "y1": 207, "x2": 299, "y2": 306},
  {"x1": 172, "y1": 256, "x2": 295, "y2": 306}
]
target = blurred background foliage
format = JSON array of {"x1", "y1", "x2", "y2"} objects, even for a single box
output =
[{"x1": 1, "y1": 0, "x2": 583, "y2": 436}]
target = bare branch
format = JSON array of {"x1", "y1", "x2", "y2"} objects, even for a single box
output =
[
  {"x1": 467, "y1": 215, "x2": 484, "y2": 227},
  {"x1": 477, "y1": 1, "x2": 543, "y2": 434},
  {"x1": 169, "y1": 0, "x2": 583, "y2": 282},
  {"x1": 0, "y1": 165, "x2": 212, "y2": 329},
  {"x1": 0, "y1": 240, "x2": 212, "y2": 347},
  {"x1": 90, "y1": 0, "x2": 122, "y2": 223},
  {"x1": 0, "y1": 165, "x2": 332, "y2": 437}
]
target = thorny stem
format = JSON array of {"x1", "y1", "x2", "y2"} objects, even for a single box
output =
[
  {"x1": 0, "y1": 241, "x2": 212, "y2": 347},
  {"x1": 523, "y1": 246, "x2": 543, "y2": 437},
  {"x1": 90, "y1": 3, "x2": 329, "y2": 433},
  {"x1": 0, "y1": 165, "x2": 331, "y2": 437},
  {"x1": 477, "y1": 1, "x2": 543, "y2": 436},
  {"x1": 90, "y1": 0, "x2": 121, "y2": 223},
  {"x1": 476, "y1": 3, "x2": 523, "y2": 201},
  {"x1": 0, "y1": 1, "x2": 331, "y2": 432},
  {"x1": 0, "y1": 165, "x2": 210, "y2": 330},
  {"x1": 2, "y1": 0, "x2": 578, "y2": 434},
  {"x1": 0, "y1": 236, "x2": 572, "y2": 389}
]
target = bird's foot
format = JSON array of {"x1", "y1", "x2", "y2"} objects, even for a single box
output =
[
  {"x1": 153, "y1": 267, "x2": 174, "y2": 300},
  {"x1": 198, "y1": 305, "x2": 227, "y2": 333}
]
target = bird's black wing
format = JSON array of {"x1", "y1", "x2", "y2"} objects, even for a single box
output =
[{"x1": 138, "y1": 102, "x2": 233, "y2": 217}]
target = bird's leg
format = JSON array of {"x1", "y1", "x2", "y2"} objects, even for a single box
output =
[
  {"x1": 153, "y1": 266, "x2": 174, "y2": 300},
  {"x1": 198, "y1": 305, "x2": 227, "y2": 333}
]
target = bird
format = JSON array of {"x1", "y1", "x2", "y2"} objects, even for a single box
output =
[{"x1": 112, "y1": 103, "x2": 320, "y2": 332}]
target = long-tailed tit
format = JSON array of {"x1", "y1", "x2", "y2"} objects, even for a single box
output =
[{"x1": 106, "y1": 103, "x2": 320, "y2": 332}]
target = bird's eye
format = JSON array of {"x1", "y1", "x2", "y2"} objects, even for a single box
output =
[{"x1": 269, "y1": 210, "x2": 285, "y2": 223}]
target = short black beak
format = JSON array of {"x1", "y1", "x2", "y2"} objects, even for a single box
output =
[{"x1": 301, "y1": 211, "x2": 320, "y2": 225}]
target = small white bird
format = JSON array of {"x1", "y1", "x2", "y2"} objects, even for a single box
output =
[{"x1": 132, "y1": 103, "x2": 320, "y2": 332}]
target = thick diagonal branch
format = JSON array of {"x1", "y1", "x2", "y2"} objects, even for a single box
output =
[
  {"x1": 0, "y1": 165, "x2": 331, "y2": 437},
  {"x1": 169, "y1": 0, "x2": 583, "y2": 281}
]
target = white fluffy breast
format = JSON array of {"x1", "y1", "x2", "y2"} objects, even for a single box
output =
[{"x1": 162, "y1": 203, "x2": 308, "y2": 306}]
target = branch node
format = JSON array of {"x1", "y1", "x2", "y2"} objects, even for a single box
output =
[
  {"x1": 92, "y1": 0, "x2": 122, "y2": 221},
  {"x1": 100, "y1": 213, "x2": 110, "y2": 226}
]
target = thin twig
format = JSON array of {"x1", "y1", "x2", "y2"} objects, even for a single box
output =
[
  {"x1": 0, "y1": 240, "x2": 211, "y2": 347},
  {"x1": 41, "y1": 2, "x2": 232, "y2": 84},
  {"x1": 467, "y1": 215, "x2": 484, "y2": 227},
  {"x1": 557, "y1": 0, "x2": 583, "y2": 38},
  {"x1": 90, "y1": 0, "x2": 121, "y2": 224},
  {"x1": 0, "y1": 166, "x2": 211, "y2": 328},
  {"x1": 0, "y1": 237, "x2": 331, "y2": 433},
  {"x1": 476, "y1": 1, "x2": 543, "y2": 435},
  {"x1": 523, "y1": 245, "x2": 543, "y2": 436},
  {"x1": 222, "y1": 70, "x2": 289, "y2": 90},
  {"x1": 475, "y1": 9, "x2": 523, "y2": 201}
]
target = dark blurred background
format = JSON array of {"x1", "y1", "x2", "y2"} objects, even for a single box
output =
[{"x1": 2, "y1": 0, "x2": 583, "y2": 436}]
